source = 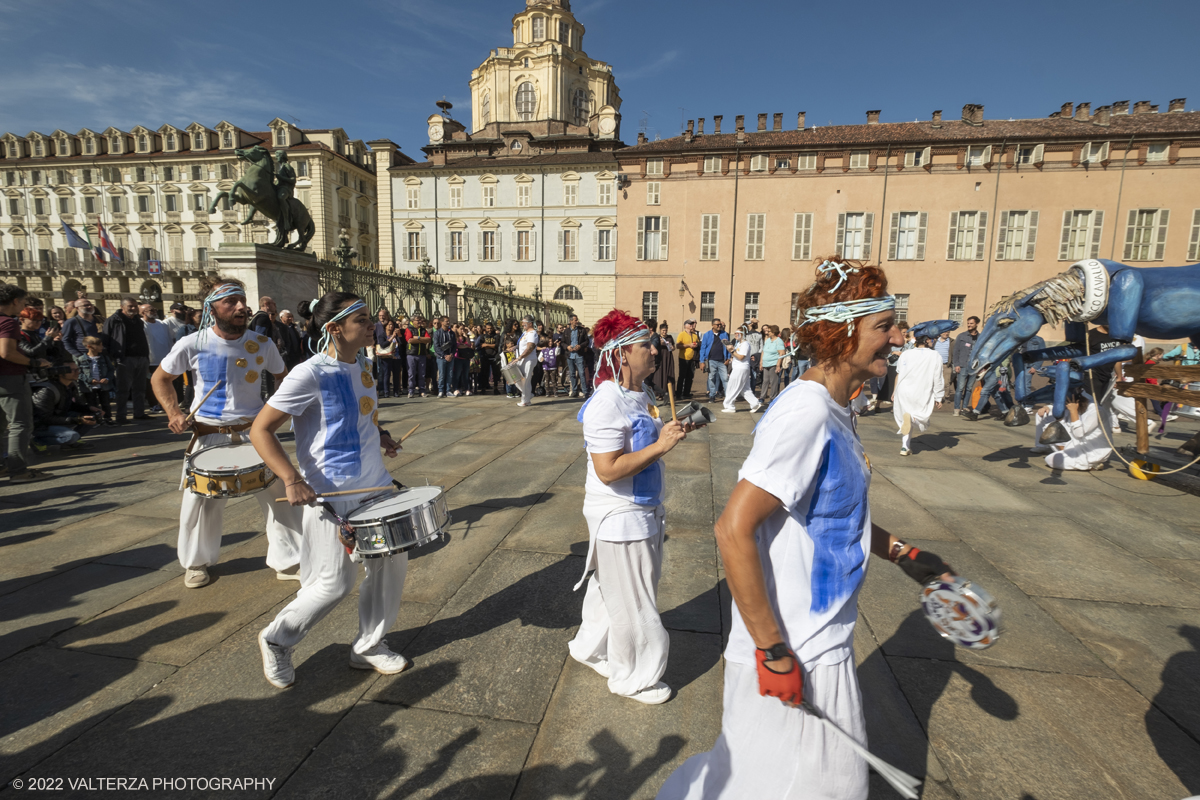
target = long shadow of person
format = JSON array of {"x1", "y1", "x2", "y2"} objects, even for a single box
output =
[{"x1": 1146, "y1": 624, "x2": 1200, "y2": 793}]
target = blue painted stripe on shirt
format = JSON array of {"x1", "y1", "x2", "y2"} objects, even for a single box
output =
[
  {"x1": 319, "y1": 370, "x2": 362, "y2": 483},
  {"x1": 196, "y1": 351, "x2": 228, "y2": 418},
  {"x1": 806, "y1": 431, "x2": 868, "y2": 613},
  {"x1": 629, "y1": 413, "x2": 663, "y2": 505}
]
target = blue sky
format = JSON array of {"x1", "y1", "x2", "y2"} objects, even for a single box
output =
[{"x1": 2, "y1": 0, "x2": 1198, "y2": 157}]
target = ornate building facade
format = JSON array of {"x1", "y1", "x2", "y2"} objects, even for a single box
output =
[
  {"x1": 0, "y1": 119, "x2": 400, "y2": 314},
  {"x1": 613, "y1": 101, "x2": 1200, "y2": 335},
  {"x1": 376, "y1": 0, "x2": 624, "y2": 324}
]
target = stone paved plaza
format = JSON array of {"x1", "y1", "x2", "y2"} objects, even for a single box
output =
[{"x1": 2, "y1": 394, "x2": 1199, "y2": 799}]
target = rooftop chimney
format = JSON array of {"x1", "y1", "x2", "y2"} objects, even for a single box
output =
[
  {"x1": 1092, "y1": 105, "x2": 1111, "y2": 127},
  {"x1": 683, "y1": 120, "x2": 693, "y2": 142},
  {"x1": 736, "y1": 115, "x2": 746, "y2": 143},
  {"x1": 1060, "y1": 102, "x2": 1074, "y2": 118},
  {"x1": 1150, "y1": 104, "x2": 1159, "y2": 113},
  {"x1": 773, "y1": 113, "x2": 783, "y2": 131},
  {"x1": 866, "y1": 110, "x2": 880, "y2": 125},
  {"x1": 757, "y1": 113, "x2": 767, "y2": 132},
  {"x1": 714, "y1": 115, "x2": 723, "y2": 134},
  {"x1": 1133, "y1": 100, "x2": 1151, "y2": 114},
  {"x1": 1169, "y1": 97, "x2": 1186, "y2": 112},
  {"x1": 697, "y1": 118, "x2": 705, "y2": 135},
  {"x1": 962, "y1": 104, "x2": 984, "y2": 125},
  {"x1": 932, "y1": 110, "x2": 942, "y2": 126},
  {"x1": 1113, "y1": 100, "x2": 1130, "y2": 115},
  {"x1": 1075, "y1": 102, "x2": 1091, "y2": 121},
  {"x1": 797, "y1": 111, "x2": 806, "y2": 130},
  {"x1": 638, "y1": 132, "x2": 646, "y2": 145}
]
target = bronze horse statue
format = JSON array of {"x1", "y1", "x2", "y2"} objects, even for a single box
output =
[{"x1": 209, "y1": 146, "x2": 315, "y2": 251}]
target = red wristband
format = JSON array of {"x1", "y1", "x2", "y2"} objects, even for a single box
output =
[{"x1": 755, "y1": 648, "x2": 804, "y2": 705}]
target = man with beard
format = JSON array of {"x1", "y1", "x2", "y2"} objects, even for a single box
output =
[{"x1": 150, "y1": 278, "x2": 302, "y2": 589}]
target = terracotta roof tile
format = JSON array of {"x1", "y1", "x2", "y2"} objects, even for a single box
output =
[{"x1": 393, "y1": 152, "x2": 618, "y2": 172}]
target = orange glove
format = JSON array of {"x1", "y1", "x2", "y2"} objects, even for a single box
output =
[{"x1": 756, "y1": 648, "x2": 803, "y2": 705}]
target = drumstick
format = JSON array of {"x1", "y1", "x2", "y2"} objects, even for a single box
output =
[
  {"x1": 800, "y1": 703, "x2": 921, "y2": 799},
  {"x1": 183, "y1": 381, "x2": 224, "y2": 426},
  {"x1": 667, "y1": 384, "x2": 678, "y2": 423},
  {"x1": 399, "y1": 423, "x2": 420, "y2": 442},
  {"x1": 275, "y1": 485, "x2": 395, "y2": 502}
]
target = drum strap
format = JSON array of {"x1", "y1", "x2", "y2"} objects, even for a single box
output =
[
  {"x1": 319, "y1": 501, "x2": 358, "y2": 554},
  {"x1": 186, "y1": 420, "x2": 255, "y2": 454}
]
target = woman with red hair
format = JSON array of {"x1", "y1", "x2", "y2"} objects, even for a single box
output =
[
  {"x1": 568, "y1": 309, "x2": 695, "y2": 705},
  {"x1": 658, "y1": 259, "x2": 954, "y2": 800}
]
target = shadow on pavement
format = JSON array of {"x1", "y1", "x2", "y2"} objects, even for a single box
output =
[{"x1": 1147, "y1": 624, "x2": 1200, "y2": 793}]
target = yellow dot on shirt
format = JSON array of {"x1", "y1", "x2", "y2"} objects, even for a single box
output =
[
  {"x1": 361, "y1": 371, "x2": 374, "y2": 389},
  {"x1": 245, "y1": 370, "x2": 259, "y2": 383},
  {"x1": 244, "y1": 340, "x2": 260, "y2": 354},
  {"x1": 256, "y1": 356, "x2": 264, "y2": 365},
  {"x1": 257, "y1": 335, "x2": 268, "y2": 342},
  {"x1": 359, "y1": 396, "x2": 374, "y2": 416},
  {"x1": 235, "y1": 358, "x2": 248, "y2": 368}
]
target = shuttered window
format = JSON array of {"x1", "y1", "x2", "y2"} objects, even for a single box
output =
[
  {"x1": 849, "y1": 151, "x2": 869, "y2": 169},
  {"x1": 1058, "y1": 210, "x2": 1104, "y2": 260},
  {"x1": 1124, "y1": 209, "x2": 1169, "y2": 261},
  {"x1": 446, "y1": 230, "x2": 466, "y2": 261},
  {"x1": 405, "y1": 232, "x2": 426, "y2": 261},
  {"x1": 836, "y1": 212, "x2": 874, "y2": 260},
  {"x1": 515, "y1": 230, "x2": 537, "y2": 261},
  {"x1": 517, "y1": 183, "x2": 531, "y2": 207},
  {"x1": 904, "y1": 147, "x2": 931, "y2": 167},
  {"x1": 796, "y1": 153, "x2": 816, "y2": 171},
  {"x1": 481, "y1": 230, "x2": 498, "y2": 261},
  {"x1": 947, "y1": 211, "x2": 987, "y2": 260},
  {"x1": 700, "y1": 214, "x2": 720, "y2": 261},
  {"x1": 564, "y1": 183, "x2": 578, "y2": 206},
  {"x1": 996, "y1": 210, "x2": 1039, "y2": 261},
  {"x1": 594, "y1": 229, "x2": 614, "y2": 261},
  {"x1": 646, "y1": 158, "x2": 664, "y2": 175},
  {"x1": 646, "y1": 182, "x2": 660, "y2": 206},
  {"x1": 703, "y1": 156, "x2": 721, "y2": 173},
  {"x1": 637, "y1": 216, "x2": 668, "y2": 261},
  {"x1": 598, "y1": 181, "x2": 613, "y2": 205},
  {"x1": 1188, "y1": 210, "x2": 1200, "y2": 262},
  {"x1": 792, "y1": 213, "x2": 812, "y2": 261},
  {"x1": 406, "y1": 187, "x2": 420, "y2": 209},
  {"x1": 449, "y1": 185, "x2": 462, "y2": 208},
  {"x1": 482, "y1": 185, "x2": 496, "y2": 208},
  {"x1": 888, "y1": 211, "x2": 927, "y2": 260},
  {"x1": 745, "y1": 213, "x2": 766, "y2": 260},
  {"x1": 750, "y1": 155, "x2": 768, "y2": 172},
  {"x1": 557, "y1": 229, "x2": 577, "y2": 261}
]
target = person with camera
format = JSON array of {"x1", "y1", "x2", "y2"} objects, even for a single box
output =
[
  {"x1": 32, "y1": 362, "x2": 101, "y2": 450},
  {"x1": 103, "y1": 297, "x2": 152, "y2": 424},
  {"x1": 17, "y1": 307, "x2": 69, "y2": 367},
  {"x1": 0, "y1": 283, "x2": 53, "y2": 483}
]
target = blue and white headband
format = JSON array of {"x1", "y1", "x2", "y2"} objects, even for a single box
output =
[
  {"x1": 817, "y1": 260, "x2": 861, "y2": 294},
  {"x1": 596, "y1": 320, "x2": 652, "y2": 391},
  {"x1": 310, "y1": 299, "x2": 368, "y2": 367},
  {"x1": 197, "y1": 283, "x2": 246, "y2": 346},
  {"x1": 799, "y1": 296, "x2": 897, "y2": 337}
]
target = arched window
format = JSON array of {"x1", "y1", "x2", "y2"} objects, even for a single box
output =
[
  {"x1": 193, "y1": 133, "x2": 204, "y2": 150},
  {"x1": 138, "y1": 134, "x2": 148, "y2": 151},
  {"x1": 554, "y1": 285, "x2": 583, "y2": 301},
  {"x1": 516, "y1": 82, "x2": 536, "y2": 121},
  {"x1": 222, "y1": 130, "x2": 233, "y2": 148},
  {"x1": 573, "y1": 89, "x2": 588, "y2": 126},
  {"x1": 481, "y1": 92, "x2": 491, "y2": 125},
  {"x1": 477, "y1": 277, "x2": 499, "y2": 289},
  {"x1": 110, "y1": 136, "x2": 120, "y2": 152},
  {"x1": 532, "y1": 15, "x2": 545, "y2": 41},
  {"x1": 165, "y1": 133, "x2": 175, "y2": 150},
  {"x1": 275, "y1": 129, "x2": 286, "y2": 146}
]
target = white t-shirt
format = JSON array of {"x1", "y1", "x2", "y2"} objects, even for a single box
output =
[
  {"x1": 579, "y1": 380, "x2": 665, "y2": 514},
  {"x1": 267, "y1": 355, "x2": 392, "y2": 496},
  {"x1": 731, "y1": 340, "x2": 752, "y2": 373},
  {"x1": 519, "y1": 329, "x2": 539, "y2": 364},
  {"x1": 726, "y1": 379, "x2": 872, "y2": 668},
  {"x1": 143, "y1": 319, "x2": 174, "y2": 366},
  {"x1": 160, "y1": 329, "x2": 284, "y2": 424}
]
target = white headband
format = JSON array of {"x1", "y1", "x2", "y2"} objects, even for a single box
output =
[
  {"x1": 799, "y1": 296, "x2": 897, "y2": 337},
  {"x1": 596, "y1": 320, "x2": 652, "y2": 390}
]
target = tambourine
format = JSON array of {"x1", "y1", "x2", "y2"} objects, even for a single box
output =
[{"x1": 920, "y1": 576, "x2": 1001, "y2": 650}]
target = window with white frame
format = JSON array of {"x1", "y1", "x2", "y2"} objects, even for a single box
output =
[
  {"x1": 58, "y1": 197, "x2": 70, "y2": 214},
  {"x1": 481, "y1": 230, "x2": 498, "y2": 261},
  {"x1": 275, "y1": 130, "x2": 286, "y2": 146},
  {"x1": 642, "y1": 291, "x2": 659, "y2": 322},
  {"x1": 948, "y1": 295, "x2": 966, "y2": 324},
  {"x1": 556, "y1": 285, "x2": 583, "y2": 300},
  {"x1": 743, "y1": 292, "x2": 759, "y2": 323},
  {"x1": 516, "y1": 229, "x2": 534, "y2": 260},
  {"x1": 573, "y1": 89, "x2": 589, "y2": 126},
  {"x1": 559, "y1": 20, "x2": 570, "y2": 44},
  {"x1": 750, "y1": 155, "x2": 768, "y2": 172},
  {"x1": 849, "y1": 151, "x2": 869, "y2": 169},
  {"x1": 110, "y1": 195, "x2": 122, "y2": 214},
  {"x1": 222, "y1": 131, "x2": 233, "y2": 148},
  {"x1": 792, "y1": 213, "x2": 812, "y2": 260},
  {"x1": 192, "y1": 194, "x2": 207, "y2": 212},
  {"x1": 448, "y1": 230, "x2": 465, "y2": 261},
  {"x1": 967, "y1": 146, "x2": 991, "y2": 166},
  {"x1": 33, "y1": 197, "x2": 46, "y2": 215},
  {"x1": 193, "y1": 133, "x2": 205, "y2": 150},
  {"x1": 637, "y1": 216, "x2": 668, "y2": 260},
  {"x1": 563, "y1": 182, "x2": 578, "y2": 206},
  {"x1": 997, "y1": 210, "x2": 1039, "y2": 261},
  {"x1": 482, "y1": 184, "x2": 496, "y2": 207},
  {"x1": 894, "y1": 294, "x2": 910, "y2": 326},
  {"x1": 406, "y1": 186, "x2": 419, "y2": 209},
  {"x1": 516, "y1": 82, "x2": 537, "y2": 121},
  {"x1": 532, "y1": 15, "x2": 545, "y2": 40},
  {"x1": 405, "y1": 231, "x2": 426, "y2": 261},
  {"x1": 646, "y1": 158, "x2": 664, "y2": 175},
  {"x1": 1124, "y1": 208, "x2": 1169, "y2": 261},
  {"x1": 596, "y1": 228, "x2": 613, "y2": 261},
  {"x1": 338, "y1": 197, "x2": 351, "y2": 218},
  {"x1": 449, "y1": 185, "x2": 463, "y2": 208},
  {"x1": 1017, "y1": 144, "x2": 1043, "y2": 165},
  {"x1": 1083, "y1": 142, "x2": 1108, "y2": 163},
  {"x1": 84, "y1": 196, "x2": 96, "y2": 214},
  {"x1": 904, "y1": 148, "x2": 927, "y2": 167},
  {"x1": 796, "y1": 153, "x2": 816, "y2": 171},
  {"x1": 745, "y1": 213, "x2": 765, "y2": 260},
  {"x1": 136, "y1": 167, "x2": 147, "y2": 183},
  {"x1": 947, "y1": 211, "x2": 987, "y2": 260},
  {"x1": 559, "y1": 228, "x2": 578, "y2": 261},
  {"x1": 1059, "y1": 209, "x2": 1104, "y2": 260},
  {"x1": 701, "y1": 214, "x2": 720, "y2": 260},
  {"x1": 1147, "y1": 143, "x2": 1168, "y2": 162},
  {"x1": 220, "y1": 164, "x2": 231, "y2": 180},
  {"x1": 137, "y1": 195, "x2": 151, "y2": 213},
  {"x1": 517, "y1": 183, "x2": 531, "y2": 207},
  {"x1": 775, "y1": 158, "x2": 790, "y2": 170},
  {"x1": 646, "y1": 182, "x2": 660, "y2": 205},
  {"x1": 700, "y1": 291, "x2": 716, "y2": 322},
  {"x1": 481, "y1": 93, "x2": 491, "y2": 125},
  {"x1": 703, "y1": 156, "x2": 721, "y2": 173},
  {"x1": 167, "y1": 194, "x2": 180, "y2": 212},
  {"x1": 598, "y1": 181, "x2": 613, "y2": 205},
  {"x1": 837, "y1": 212, "x2": 874, "y2": 260},
  {"x1": 1188, "y1": 210, "x2": 1200, "y2": 262},
  {"x1": 84, "y1": 139, "x2": 95, "y2": 155},
  {"x1": 192, "y1": 165, "x2": 204, "y2": 181},
  {"x1": 890, "y1": 211, "x2": 926, "y2": 260}
]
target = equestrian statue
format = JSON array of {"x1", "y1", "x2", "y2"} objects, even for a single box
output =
[
  {"x1": 209, "y1": 146, "x2": 315, "y2": 251},
  {"x1": 971, "y1": 258, "x2": 1200, "y2": 451}
]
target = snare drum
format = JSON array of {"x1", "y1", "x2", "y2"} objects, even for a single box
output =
[
  {"x1": 500, "y1": 358, "x2": 525, "y2": 385},
  {"x1": 346, "y1": 487, "x2": 451, "y2": 558},
  {"x1": 185, "y1": 442, "x2": 275, "y2": 498}
]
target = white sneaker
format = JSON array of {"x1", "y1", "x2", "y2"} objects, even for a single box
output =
[
  {"x1": 350, "y1": 641, "x2": 411, "y2": 675},
  {"x1": 258, "y1": 629, "x2": 295, "y2": 689},
  {"x1": 750, "y1": 404, "x2": 763, "y2": 414},
  {"x1": 571, "y1": 653, "x2": 611, "y2": 678},
  {"x1": 276, "y1": 565, "x2": 301, "y2": 582},
  {"x1": 721, "y1": 408, "x2": 738, "y2": 413},
  {"x1": 184, "y1": 567, "x2": 210, "y2": 589},
  {"x1": 626, "y1": 681, "x2": 672, "y2": 705},
  {"x1": 953, "y1": 409, "x2": 961, "y2": 417},
  {"x1": 900, "y1": 447, "x2": 911, "y2": 457},
  {"x1": 900, "y1": 412, "x2": 913, "y2": 436},
  {"x1": 1029, "y1": 445, "x2": 1053, "y2": 455}
]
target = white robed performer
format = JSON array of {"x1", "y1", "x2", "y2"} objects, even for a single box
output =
[
  {"x1": 722, "y1": 328, "x2": 762, "y2": 414},
  {"x1": 1031, "y1": 391, "x2": 1113, "y2": 471},
  {"x1": 250, "y1": 292, "x2": 409, "y2": 688},
  {"x1": 516, "y1": 315, "x2": 539, "y2": 407},
  {"x1": 658, "y1": 259, "x2": 954, "y2": 800},
  {"x1": 568, "y1": 309, "x2": 695, "y2": 705},
  {"x1": 152, "y1": 279, "x2": 302, "y2": 590},
  {"x1": 892, "y1": 336, "x2": 944, "y2": 456}
]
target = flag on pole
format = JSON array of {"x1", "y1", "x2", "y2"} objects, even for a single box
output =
[
  {"x1": 81, "y1": 224, "x2": 104, "y2": 262},
  {"x1": 60, "y1": 219, "x2": 90, "y2": 250},
  {"x1": 97, "y1": 221, "x2": 121, "y2": 262}
]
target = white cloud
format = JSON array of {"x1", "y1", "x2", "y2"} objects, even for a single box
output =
[
  {"x1": 621, "y1": 50, "x2": 679, "y2": 82},
  {"x1": 0, "y1": 63, "x2": 300, "y2": 133}
]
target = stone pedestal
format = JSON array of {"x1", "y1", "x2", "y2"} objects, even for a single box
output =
[{"x1": 212, "y1": 243, "x2": 321, "y2": 316}]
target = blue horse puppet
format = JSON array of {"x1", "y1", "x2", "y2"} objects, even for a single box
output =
[
  {"x1": 909, "y1": 319, "x2": 959, "y2": 340},
  {"x1": 971, "y1": 258, "x2": 1200, "y2": 447}
]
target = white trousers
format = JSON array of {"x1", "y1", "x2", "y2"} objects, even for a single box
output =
[
  {"x1": 177, "y1": 432, "x2": 302, "y2": 572},
  {"x1": 723, "y1": 367, "x2": 759, "y2": 411},
  {"x1": 520, "y1": 359, "x2": 535, "y2": 405},
  {"x1": 657, "y1": 656, "x2": 868, "y2": 800},
  {"x1": 568, "y1": 529, "x2": 669, "y2": 696},
  {"x1": 901, "y1": 433, "x2": 912, "y2": 450},
  {"x1": 263, "y1": 502, "x2": 407, "y2": 655}
]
